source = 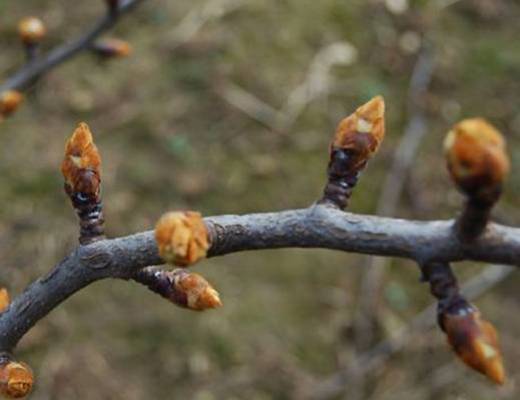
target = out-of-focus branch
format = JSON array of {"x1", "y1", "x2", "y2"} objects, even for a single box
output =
[{"x1": 0, "y1": 0, "x2": 146, "y2": 94}]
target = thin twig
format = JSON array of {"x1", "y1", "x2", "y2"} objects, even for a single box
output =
[
  {"x1": 0, "y1": 206, "x2": 519, "y2": 351},
  {"x1": 0, "y1": 0, "x2": 146, "y2": 93}
]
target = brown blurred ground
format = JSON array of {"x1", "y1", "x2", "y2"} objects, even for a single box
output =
[{"x1": 1, "y1": 0, "x2": 520, "y2": 399}]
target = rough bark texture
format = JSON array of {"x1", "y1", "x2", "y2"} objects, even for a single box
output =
[{"x1": 0, "y1": 204, "x2": 518, "y2": 352}]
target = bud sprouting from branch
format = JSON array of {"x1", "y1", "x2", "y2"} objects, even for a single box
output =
[
  {"x1": 0, "y1": 91, "x2": 24, "y2": 120},
  {"x1": 0, "y1": 357, "x2": 34, "y2": 399},
  {"x1": 134, "y1": 268, "x2": 222, "y2": 311},
  {"x1": 61, "y1": 123, "x2": 104, "y2": 244},
  {"x1": 92, "y1": 38, "x2": 132, "y2": 58},
  {"x1": 423, "y1": 262, "x2": 506, "y2": 384},
  {"x1": 444, "y1": 118, "x2": 509, "y2": 200},
  {"x1": 319, "y1": 96, "x2": 385, "y2": 209},
  {"x1": 444, "y1": 118, "x2": 510, "y2": 239},
  {"x1": 442, "y1": 307, "x2": 505, "y2": 385},
  {"x1": 18, "y1": 17, "x2": 46, "y2": 46},
  {"x1": 155, "y1": 211, "x2": 209, "y2": 266},
  {"x1": 0, "y1": 289, "x2": 10, "y2": 313}
]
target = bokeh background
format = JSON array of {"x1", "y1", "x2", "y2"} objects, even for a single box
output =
[{"x1": 1, "y1": 0, "x2": 520, "y2": 399}]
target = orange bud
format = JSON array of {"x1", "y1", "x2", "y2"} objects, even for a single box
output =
[
  {"x1": 0, "y1": 360, "x2": 34, "y2": 399},
  {"x1": 0, "y1": 289, "x2": 10, "y2": 313},
  {"x1": 18, "y1": 17, "x2": 46, "y2": 45},
  {"x1": 155, "y1": 211, "x2": 209, "y2": 267},
  {"x1": 172, "y1": 269, "x2": 222, "y2": 311},
  {"x1": 444, "y1": 118, "x2": 509, "y2": 197},
  {"x1": 61, "y1": 122, "x2": 102, "y2": 196},
  {"x1": 443, "y1": 307, "x2": 505, "y2": 384},
  {"x1": 331, "y1": 96, "x2": 385, "y2": 168},
  {"x1": 0, "y1": 91, "x2": 24, "y2": 119},
  {"x1": 93, "y1": 38, "x2": 132, "y2": 58}
]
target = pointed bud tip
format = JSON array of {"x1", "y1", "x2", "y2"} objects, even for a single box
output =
[
  {"x1": 443, "y1": 309, "x2": 506, "y2": 385},
  {"x1": 61, "y1": 122, "x2": 101, "y2": 194},
  {"x1": 332, "y1": 96, "x2": 386, "y2": 161},
  {"x1": 172, "y1": 270, "x2": 222, "y2": 311}
]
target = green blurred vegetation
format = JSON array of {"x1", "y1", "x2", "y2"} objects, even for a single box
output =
[{"x1": 1, "y1": 0, "x2": 520, "y2": 399}]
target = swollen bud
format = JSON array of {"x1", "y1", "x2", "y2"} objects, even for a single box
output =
[
  {"x1": 155, "y1": 211, "x2": 209, "y2": 266},
  {"x1": 92, "y1": 38, "x2": 132, "y2": 58},
  {"x1": 444, "y1": 118, "x2": 509, "y2": 199},
  {"x1": 61, "y1": 123, "x2": 101, "y2": 198},
  {"x1": 331, "y1": 95, "x2": 385, "y2": 169},
  {"x1": 61, "y1": 123, "x2": 104, "y2": 244},
  {"x1": 442, "y1": 307, "x2": 505, "y2": 384},
  {"x1": 18, "y1": 17, "x2": 46, "y2": 45},
  {"x1": 171, "y1": 269, "x2": 222, "y2": 311},
  {"x1": 0, "y1": 289, "x2": 10, "y2": 313},
  {"x1": 0, "y1": 359, "x2": 34, "y2": 399},
  {"x1": 0, "y1": 91, "x2": 24, "y2": 119}
]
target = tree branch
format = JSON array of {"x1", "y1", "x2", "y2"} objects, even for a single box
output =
[
  {"x1": 0, "y1": 205, "x2": 518, "y2": 352},
  {"x1": 0, "y1": 0, "x2": 146, "y2": 93}
]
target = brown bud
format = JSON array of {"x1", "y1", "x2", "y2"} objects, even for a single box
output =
[
  {"x1": 442, "y1": 307, "x2": 505, "y2": 384},
  {"x1": 61, "y1": 122, "x2": 102, "y2": 197},
  {"x1": 155, "y1": 211, "x2": 209, "y2": 267},
  {"x1": 0, "y1": 91, "x2": 24, "y2": 119},
  {"x1": 171, "y1": 269, "x2": 222, "y2": 311},
  {"x1": 444, "y1": 118, "x2": 509, "y2": 198},
  {"x1": 92, "y1": 38, "x2": 132, "y2": 58},
  {"x1": 18, "y1": 17, "x2": 46, "y2": 45},
  {"x1": 331, "y1": 96, "x2": 385, "y2": 169},
  {"x1": 0, "y1": 360, "x2": 34, "y2": 399},
  {"x1": 0, "y1": 289, "x2": 10, "y2": 313}
]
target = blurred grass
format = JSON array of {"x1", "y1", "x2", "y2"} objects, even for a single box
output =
[{"x1": 1, "y1": 0, "x2": 520, "y2": 399}]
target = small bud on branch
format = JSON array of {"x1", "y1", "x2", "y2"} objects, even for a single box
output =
[
  {"x1": 320, "y1": 96, "x2": 385, "y2": 209},
  {"x1": 92, "y1": 38, "x2": 132, "y2": 58},
  {"x1": 0, "y1": 91, "x2": 23, "y2": 120},
  {"x1": 155, "y1": 211, "x2": 209, "y2": 267},
  {"x1": 0, "y1": 289, "x2": 10, "y2": 313},
  {"x1": 423, "y1": 262, "x2": 505, "y2": 384},
  {"x1": 61, "y1": 123, "x2": 104, "y2": 244},
  {"x1": 444, "y1": 118, "x2": 510, "y2": 239},
  {"x1": 134, "y1": 268, "x2": 222, "y2": 311},
  {"x1": 444, "y1": 118, "x2": 509, "y2": 200},
  {"x1": 0, "y1": 357, "x2": 34, "y2": 399},
  {"x1": 18, "y1": 17, "x2": 46, "y2": 46},
  {"x1": 443, "y1": 307, "x2": 505, "y2": 384}
]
